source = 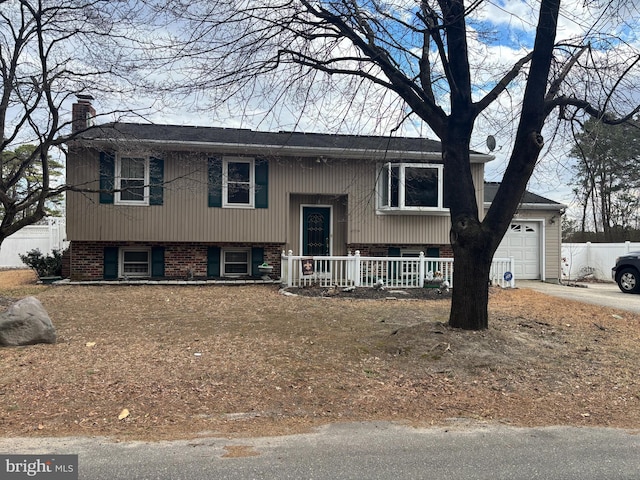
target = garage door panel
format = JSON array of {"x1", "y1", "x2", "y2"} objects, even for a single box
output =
[{"x1": 494, "y1": 221, "x2": 540, "y2": 280}]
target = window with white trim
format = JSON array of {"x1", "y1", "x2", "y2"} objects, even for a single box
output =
[
  {"x1": 120, "y1": 248, "x2": 151, "y2": 277},
  {"x1": 222, "y1": 248, "x2": 251, "y2": 277},
  {"x1": 116, "y1": 155, "x2": 149, "y2": 205},
  {"x1": 223, "y1": 158, "x2": 255, "y2": 208},
  {"x1": 377, "y1": 162, "x2": 447, "y2": 212}
]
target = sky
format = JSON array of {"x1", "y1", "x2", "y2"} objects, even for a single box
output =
[{"x1": 74, "y1": 0, "x2": 640, "y2": 219}]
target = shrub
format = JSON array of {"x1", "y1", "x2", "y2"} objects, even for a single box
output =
[{"x1": 19, "y1": 248, "x2": 64, "y2": 278}]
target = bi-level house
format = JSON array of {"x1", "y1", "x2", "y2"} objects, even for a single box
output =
[{"x1": 66, "y1": 97, "x2": 563, "y2": 282}]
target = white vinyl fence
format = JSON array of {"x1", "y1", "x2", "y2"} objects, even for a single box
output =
[
  {"x1": 281, "y1": 250, "x2": 516, "y2": 289},
  {"x1": 561, "y1": 241, "x2": 640, "y2": 282},
  {"x1": 0, "y1": 218, "x2": 68, "y2": 268}
]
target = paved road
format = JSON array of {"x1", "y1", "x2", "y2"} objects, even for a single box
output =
[
  {"x1": 517, "y1": 280, "x2": 640, "y2": 313},
  {"x1": 2, "y1": 423, "x2": 639, "y2": 480}
]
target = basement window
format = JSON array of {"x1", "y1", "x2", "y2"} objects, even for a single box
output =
[
  {"x1": 120, "y1": 248, "x2": 150, "y2": 277},
  {"x1": 222, "y1": 249, "x2": 250, "y2": 277}
]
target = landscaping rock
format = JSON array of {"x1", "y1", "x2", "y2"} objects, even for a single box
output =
[{"x1": 0, "y1": 296, "x2": 56, "y2": 346}]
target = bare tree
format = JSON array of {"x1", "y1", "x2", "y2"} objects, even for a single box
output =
[
  {"x1": 147, "y1": 0, "x2": 640, "y2": 329},
  {"x1": 0, "y1": 0, "x2": 154, "y2": 244}
]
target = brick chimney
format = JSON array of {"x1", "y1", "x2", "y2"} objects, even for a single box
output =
[{"x1": 72, "y1": 94, "x2": 96, "y2": 133}]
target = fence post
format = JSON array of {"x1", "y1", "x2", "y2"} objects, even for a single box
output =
[
  {"x1": 510, "y1": 257, "x2": 516, "y2": 288},
  {"x1": 354, "y1": 250, "x2": 361, "y2": 287},
  {"x1": 418, "y1": 252, "x2": 425, "y2": 288},
  {"x1": 280, "y1": 250, "x2": 286, "y2": 285},
  {"x1": 287, "y1": 250, "x2": 294, "y2": 287}
]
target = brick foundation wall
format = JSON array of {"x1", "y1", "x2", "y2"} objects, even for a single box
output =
[
  {"x1": 71, "y1": 242, "x2": 109, "y2": 280},
  {"x1": 70, "y1": 241, "x2": 453, "y2": 281},
  {"x1": 70, "y1": 241, "x2": 284, "y2": 281}
]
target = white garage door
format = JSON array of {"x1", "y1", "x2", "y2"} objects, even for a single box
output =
[{"x1": 495, "y1": 222, "x2": 540, "y2": 280}]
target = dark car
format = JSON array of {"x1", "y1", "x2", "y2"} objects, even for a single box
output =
[{"x1": 612, "y1": 251, "x2": 640, "y2": 293}]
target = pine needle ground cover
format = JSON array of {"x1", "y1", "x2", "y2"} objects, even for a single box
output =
[{"x1": 1, "y1": 270, "x2": 638, "y2": 440}]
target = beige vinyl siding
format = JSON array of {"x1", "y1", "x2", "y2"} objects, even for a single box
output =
[
  {"x1": 275, "y1": 157, "x2": 484, "y2": 247},
  {"x1": 544, "y1": 212, "x2": 563, "y2": 281},
  {"x1": 347, "y1": 160, "x2": 484, "y2": 245},
  {"x1": 67, "y1": 150, "x2": 286, "y2": 243},
  {"x1": 67, "y1": 148, "x2": 485, "y2": 246}
]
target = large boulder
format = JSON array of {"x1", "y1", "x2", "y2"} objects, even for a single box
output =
[{"x1": 0, "y1": 296, "x2": 56, "y2": 346}]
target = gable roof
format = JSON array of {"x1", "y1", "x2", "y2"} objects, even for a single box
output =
[
  {"x1": 76, "y1": 123, "x2": 494, "y2": 163},
  {"x1": 484, "y1": 181, "x2": 566, "y2": 210}
]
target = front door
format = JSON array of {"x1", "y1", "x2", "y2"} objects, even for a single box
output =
[{"x1": 302, "y1": 206, "x2": 331, "y2": 256}]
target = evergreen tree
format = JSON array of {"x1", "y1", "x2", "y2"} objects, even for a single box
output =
[
  {"x1": 570, "y1": 119, "x2": 640, "y2": 238},
  {"x1": 0, "y1": 145, "x2": 64, "y2": 220}
]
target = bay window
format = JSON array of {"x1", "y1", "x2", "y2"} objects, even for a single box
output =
[{"x1": 378, "y1": 162, "x2": 447, "y2": 212}]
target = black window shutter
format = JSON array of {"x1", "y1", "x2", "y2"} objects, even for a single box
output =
[
  {"x1": 208, "y1": 157, "x2": 222, "y2": 208},
  {"x1": 388, "y1": 247, "x2": 401, "y2": 277},
  {"x1": 251, "y1": 247, "x2": 265, "y2": 276},
  {"x1": 104, "y1": 246, "x2": 118, "y2": 279},
  {"x1": 151, "y1": 246, "x2": 165, "y2": 277},
  {"x1": 255, "y1": 159, "x2": 269, "y2": 209},
  {"x1": 426, "y1": 247, "x2": 440, "y2": 273},
  {"x1": 426, "y1": 247, "x2": 440, "y2": 258},
  {"x1": 99, "y1": 152, "x2": 115, "y2": 204},
  {"x1": 207, "y1": 246, "x2": 221, "y2": 277},
  {"x1": 149, "y1": 158, "x2": 164, "y2": 206}
]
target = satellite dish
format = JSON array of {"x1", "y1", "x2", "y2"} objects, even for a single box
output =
[{"x1": 486, "y1": 135, "x2": 496, "y2": 152}]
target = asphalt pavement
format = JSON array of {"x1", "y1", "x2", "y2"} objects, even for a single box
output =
[
  {"x1": 2, "y1": 423, "x2": 640, "y2": 480},
  {"x1": 517, "y1": 280, "x2": 640, "y2": 313}
]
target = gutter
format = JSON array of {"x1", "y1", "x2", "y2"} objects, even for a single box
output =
[
  {"x1": 79, "y1": 138, "x2": 494, "y2": 164},
  {"x1": 484, "y1": 202, "x2": 567, "y2": 211}
]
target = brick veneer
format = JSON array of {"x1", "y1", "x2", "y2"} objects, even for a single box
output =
[
  {"x1": 69, "y1": 241, "x2": 284, "y2": 281},
  {"x1": 70, "y1": 241, "x2": 453, "y2": 281}
]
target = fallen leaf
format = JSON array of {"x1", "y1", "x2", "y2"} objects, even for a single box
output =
[
  {"x1": 37, "y1": 423, "x2": 44, "y2": 430},
  {"x1": 118, "y1": 408, "x2": 130, "y2": 420}
]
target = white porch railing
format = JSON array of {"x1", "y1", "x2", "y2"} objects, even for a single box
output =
[{"x1": 281, "y1": 250, "x2": 516, "y2": 289}]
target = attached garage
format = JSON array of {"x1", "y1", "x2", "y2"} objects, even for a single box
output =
[
  {"x1": 494, "y1": 221, "x2": 541, "y2": 280},
  {"x1": 484, "y1": 182, "x2": 566, "y2": 283}
]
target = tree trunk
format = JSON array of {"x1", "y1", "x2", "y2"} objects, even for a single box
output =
[
  {"x1": 449, "y1": 242, "x2": 492, "y2": 330},
  {"x1": 447, "y1": 213, "x2": 494, "y2": 330},
  {"x1": 441, "y1": 127, "x2": 494, "y2": 331}
]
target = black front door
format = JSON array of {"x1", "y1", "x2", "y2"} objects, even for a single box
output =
[{"x1": 302, "y1": 207, "x2": 331, "y2": 256}]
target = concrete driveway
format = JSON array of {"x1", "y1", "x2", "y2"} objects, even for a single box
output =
[{"x1": 517, "y1": 280, "x2": 640, "y2": 313}]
